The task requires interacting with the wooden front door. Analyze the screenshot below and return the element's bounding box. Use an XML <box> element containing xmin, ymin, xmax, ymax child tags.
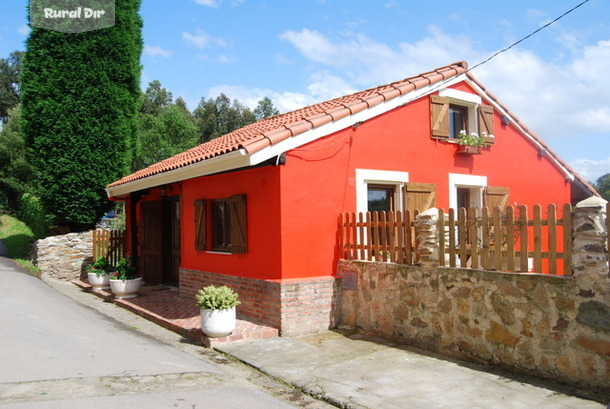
<box><xmin>140</xmin><ymin>201</ymin><xmax>163</xmax><ymax>284</ymax></box>
<box><xmin>162</xmin><ymin>197</ymin><xmax>180</xmax><ymax>285</ymax></box>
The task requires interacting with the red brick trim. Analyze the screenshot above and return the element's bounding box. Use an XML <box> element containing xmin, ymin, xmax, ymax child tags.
<box><xmin>179</xmin><ymin>268</ymin><xmax>339</xmax><ymax>336</ymax></box>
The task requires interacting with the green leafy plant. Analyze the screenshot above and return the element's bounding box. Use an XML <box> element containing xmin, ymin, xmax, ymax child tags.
<box><xmin>89</xmin><ymin>256</ymin><xmax>112</xmax><ymax>276</ymax></box>
<box><xmin>457</xmin><ymin>130</ymin><xmax>487</xmax><ymax>147</ymax></box>
<box><xmin>195</xmin><ymin>285</ymin><xmax>241</xmax><ymax>310</ymax></box>
<box><xmin>111</xmin><ymin>257</ymin><xmax>139</xmax><ymax>280</ymax></box>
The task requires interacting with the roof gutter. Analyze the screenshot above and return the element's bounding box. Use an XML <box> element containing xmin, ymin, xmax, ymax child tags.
<box><xmin>106</xmin><ymin>149</ymin><xmax>251</xmax><ymax>198</ymax></box>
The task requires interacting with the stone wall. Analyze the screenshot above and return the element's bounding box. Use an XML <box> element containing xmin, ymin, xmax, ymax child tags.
<box><xmin>338</xmin><ymin>197</ymin><xmax>609</xmax><ymax>393</ymax></box>
<box><xmin>338</xmin><ymin>260</ymin><xmax>609</xmax><ymax>393</ymax></box>
<box><xmin>33</xmin><ymin>231</ymin><xmax>93</xmax><ymax>281</ymax></box>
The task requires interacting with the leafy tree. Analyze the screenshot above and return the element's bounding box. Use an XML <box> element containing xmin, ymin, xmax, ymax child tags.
<box><xmin>593</xmin><ymin>173</ymin><xmax>610</xmax><ymax>201</ymax></box>
<box><xmin>0</xmin><ymin>105</ymin><xmax>34</xmax><ymax>210</ymax></box>
<box><xmin>254</xmin><ymin>96</ymin><xmax>280</xmax><ymax>120</ymax></box>
<box><xmin>140</xmin><ymin>80</ymin><xmax>173</xmax><ymax>115</ymax></box>
<box><xmin>0</xmin><ymin>51</ymin><xmax>24</xmax><ymax>123</ymax></box>
<box><xmin>193</xmin><ymin>93</ymin><xmax>256</xmax><ymax>142</ymax></box>
<box><xmin>20</xmin><ymin>1</ymin><xmax>143</xmax><ymax>231</ymax></box>
<box><xmin>133</xmin><ymin>104</ymin><xmax>199</xmax><ymax>170</ymax></box>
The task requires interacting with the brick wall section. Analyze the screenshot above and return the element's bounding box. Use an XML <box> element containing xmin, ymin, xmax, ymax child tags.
<box><xmin>33</xmin><ymin>231</ymin><xmax>93</xmax><ymax>281</ymax></box>
<box><xmin>338</xmin><ymin>260</ymin><xmax>610</xmax><ymax>394</ymax></box>
<box><xmin>180</xmin><ymin>268</ymin><xmax>339</xmax><ymax>336</ymax></box>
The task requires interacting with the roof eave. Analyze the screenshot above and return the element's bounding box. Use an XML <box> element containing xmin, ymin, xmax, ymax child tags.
<box><xmin>106</xmin><ymin>149</ymin><xmax>251</xmax><ymax>198</ymax></box>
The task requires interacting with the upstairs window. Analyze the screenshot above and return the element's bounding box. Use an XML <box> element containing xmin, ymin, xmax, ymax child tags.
<box><xmin>430</xmin><ymin>90</ymin><xmax>495</xmax><ymax>144</ymax></box>
<box><xmin>449</xmin><ymin>105</ymin><xmax>468</xmax><ymax>139</ymax></box>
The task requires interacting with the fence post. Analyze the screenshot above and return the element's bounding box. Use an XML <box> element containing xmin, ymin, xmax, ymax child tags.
<box><xmin>572</xmin><ymin>196</ymin><xmax>609</xmax><ymax>279</ymax></box>
<box><xmin>415</xmin><ymin>208</ymin><xmax>439</xmax><ymax>269</ymax></box>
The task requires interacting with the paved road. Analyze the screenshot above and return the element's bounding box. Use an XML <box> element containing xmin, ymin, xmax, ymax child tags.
<box><xmin>0</xmin><ymin>257</ymin><xmax>332</xmax><ymax>408</ymax></box>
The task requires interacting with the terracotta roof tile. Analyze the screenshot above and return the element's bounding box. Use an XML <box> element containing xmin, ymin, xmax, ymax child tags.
<box><xmin>109</xmin><ymin>61</ymin><xmax>469</xmax><ymax>188</ymax></box>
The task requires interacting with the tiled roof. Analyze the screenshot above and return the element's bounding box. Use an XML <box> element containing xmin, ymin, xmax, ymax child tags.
<box><xmin>108</xmin><ymin>61</ymin><xmax>468</xmax><ymax>188</ymax></box>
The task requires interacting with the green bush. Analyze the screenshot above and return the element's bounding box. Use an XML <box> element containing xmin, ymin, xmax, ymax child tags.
<box><xmin>195</xmin><ymin>285</ymin><xmax>241</xmax><ymax>310</ymax></box>
<box><xmin>17</xmin><ymin>193</ymin><xmax>49</xmax><ymax>239</ymax></box>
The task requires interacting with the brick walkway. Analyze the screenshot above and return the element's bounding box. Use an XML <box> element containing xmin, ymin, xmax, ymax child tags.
<box><xmin>73</xmin><ymin>280</ymin><xmax>278</xmax><ymax>348</ymax></box>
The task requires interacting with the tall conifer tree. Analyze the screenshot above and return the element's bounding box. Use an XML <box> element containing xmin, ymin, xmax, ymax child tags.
<box><xmin>21</xmin><ymin>0</ymin><xmax>142</xmax><ymax>231</ymax></box>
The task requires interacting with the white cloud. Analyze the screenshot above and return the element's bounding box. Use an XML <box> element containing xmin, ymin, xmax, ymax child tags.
<box><xmin>196</xmin><ymin>53</ymin><xmax>232</xmax><ymax>64</ymax></box>
<box><xmin>206</xmin><ymin>84</ymin><xmax>314</xmax><ymax>113</ymax></box>
<box><xmin>144</xmin><ymin>45</ymin><xmax>172</xmax><ymax>58</ymax></box>
<box><xmin>279</xmin><ymin>25</ymin><xmax>610</xmax><ymax>146</ymax></box>
<box><xmin>306</xmin><ymin>71</ymin><xmax>357</xmax><ymax>101</ymax></box>
<box><xmin>192</xmin><ymin>0</ymin><xmax>220</xmax><ymax>7</ymax></box>
<box><xmin>280</xmin><ymin>26</ymin><xmax>479</xmax><ymax>87</ymax></box>
<box><xmin>191</xmin><ymin>0</ymin><xmax>243</xmax><ymax>7</ymax></box>
<box><xmin>569</xmin><ymin>157</ymin><xmax>610</xmax><ymax>182</ymax></box>
<box><xmin>474</xmin><ymin>40</ymin><xmax>610</xmax><ymax>138</ymax></box>
<box><xmin>17</xmin><ymin>25</ymin><xmax>30</xmax><ymax>36</ymax></box>
<box><xmin>182</xmin><ymin>29</ymin><xmax>228</xmax><ymax>49</ymax></box>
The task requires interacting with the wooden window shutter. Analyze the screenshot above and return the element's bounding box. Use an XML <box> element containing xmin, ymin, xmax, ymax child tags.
<box><xmin>403</xmin><ymin>183</ymin><xmax>436</xmax><ymax>214</ymax></box>
<box><xmin>430</xmin><ymin>95</ymin><xmax>449</xmax><ymax>139</ymax></box>
<box><xmin>478</xmin><ymin>105</ymin><xmax>495</xmax><ymax>144</ymax></box>
<box><xmin>194</xmin><ymin>199</ymin><xmax>206</xmax><ymax>251</ymax></box>
<box><xmin>229</xmin><ymin>194</ymin><xmax>247</xmax><ymax>254</ymax></box>
<box><xmin>484</xmin><ymin>187</ymin><xmax>509</xmax><ymax>211</ymax></box>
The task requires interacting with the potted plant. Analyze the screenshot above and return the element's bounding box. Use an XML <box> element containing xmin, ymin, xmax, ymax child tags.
<box><xmin>456</xmin><ymin>130</ymin><xmax>487</xmax><ymax>154</ymax></box>
<box><xmin>109</xmin><ymin>257</ymin><xmax>142</xmax><ymax>299</ymax></box>
<box><xmin>195</xmin><ymin>285</ymin><xmax>241</xmax><ymax>338</ymax></box>
<box><xmin>87</xmin><ymin>257</ymin><xmax>112</xmax><ymax>291</ymax></box>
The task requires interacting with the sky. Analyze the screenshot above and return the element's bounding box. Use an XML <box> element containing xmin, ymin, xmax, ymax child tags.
<box><xmin>1</xmin><ymin>0</ymin><xmax>609</xmax><ymax>182</ymax></box>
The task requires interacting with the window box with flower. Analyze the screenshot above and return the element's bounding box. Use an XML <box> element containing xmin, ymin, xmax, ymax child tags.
<box><xmin>456</xmin><ymin>130</ymin><xmax>491</xmax><ymax>154</ymax></box>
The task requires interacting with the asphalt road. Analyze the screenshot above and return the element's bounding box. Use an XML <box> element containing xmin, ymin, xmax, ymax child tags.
<box><xmin>0</xmin><ymin>256</ymin><xmax>332</xmax><ymax>408</ymax></box>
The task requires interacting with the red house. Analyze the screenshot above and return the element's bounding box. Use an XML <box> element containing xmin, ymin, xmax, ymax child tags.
<box><xmin>106</xmin><ymin>61</ymin><xmax>596</xmax><ymax>336</ymax></box>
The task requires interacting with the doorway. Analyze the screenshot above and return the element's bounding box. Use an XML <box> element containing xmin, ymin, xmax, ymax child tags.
<box><xmin>140</xmin><ymin>197</ymin><xmax>181</xmax><ymax>286</ymax></box>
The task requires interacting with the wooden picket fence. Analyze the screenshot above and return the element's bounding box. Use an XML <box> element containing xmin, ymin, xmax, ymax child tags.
<box><xmin>339</xmin><ymin>203</ymin><xmax>575</xmax><ymax>276</ymax></box>
<box><xmin>92</xmin><ymin>229</ymin><xmax>126</xmax><ymax>266</ymax></box>
<box><xmin>439</xmin><ymin>204</ymin><xmax>572</xmax><ymax>275</ymax></box>
<box><xmin>339</xmin><ymin>210</ymin><xmax>418</xmax><ymax>264</ymax></box>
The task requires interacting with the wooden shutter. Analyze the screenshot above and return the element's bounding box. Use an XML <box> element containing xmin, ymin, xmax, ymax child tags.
<box><xmin>430</xmin><ymin>95</ymin><xmax>449</xmax><ymax>139</ymax></box>
<box><xmin>484</xmin><ymin>187</ymin><xmax>509</xmax><ymax>211</ymax></box>
<box><xmin>194</xmin><ymin>199</ymin><xmax>206</xmax><ymax>251</ymax></box>
<box><xmin>404</xmin><ymin>183</ymin><xmax>436</xmax><ymax>214</ymax></box>
<box><xmin>478</xmin><ymin>105</ymin><xmax>495</xmax><ymax>144</ymax></box>
<box><xmin>229</xmin><ymin>194</ymin><xmax>247</xmax><ymax>254</ymax></box>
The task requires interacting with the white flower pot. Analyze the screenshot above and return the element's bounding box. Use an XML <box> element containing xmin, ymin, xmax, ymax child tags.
<box><xmin>87</xmin><ymin>272</ymin><xmax>110</xmax><ymax>290</ymax></box>
<box><xmin>200</xmin><ymin>307</ymin><xmax>236</xmax><ymax>338</ymax></box>
<box><xmin>109</xmin><ymin>277</ymin><xmax>142</xmax><ymax>299</ymax></box>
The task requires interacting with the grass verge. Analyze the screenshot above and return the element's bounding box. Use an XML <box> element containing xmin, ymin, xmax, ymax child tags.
<box><xmin>0</xmin><ymin>214</ymin><xmax>41</xmax><ymax>277</ymax></box>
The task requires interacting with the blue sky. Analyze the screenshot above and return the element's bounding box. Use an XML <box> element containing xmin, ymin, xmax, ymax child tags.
<box><xmin>1</xmin><ymin>0</ymin><xmax>609</xmax><ymax>182</ymax></box>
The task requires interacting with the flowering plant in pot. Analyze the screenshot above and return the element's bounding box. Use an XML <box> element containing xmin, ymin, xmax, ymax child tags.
<box><xmin>195</xmin><ymin>285</ymin><xmax>241</xmax><ymax>338</ymax></box>
<box><xmin>109</xmin><ymin>257</ymin><xmax>142</xmax><ymax>299</ymax></box>
<box><xmin>87</xmin><ymin>257</ymin><xmax>112</xmax><ymax>291</ymax></box>
<box><xmin>457</xmin><ymin>130</ymin><xmax>488</xmax><ymax>154</ymax></box>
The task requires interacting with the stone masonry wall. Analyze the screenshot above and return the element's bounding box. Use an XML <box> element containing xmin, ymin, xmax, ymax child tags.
<box><xmin>338</xmin><ymin>196</ymin><xmax>609</xmax><ymax>393</ymax></box>
<box><xmin>33</xmin><ymin>231</ymin><xmax>93</xmax><ymax>281</ymax></box>
<box><xmin>180</xmin><ymin>268</ymin><xmax>339</xmax><ymax>336</ymax></box>
<box><xmin>339</xmin><ymin>260</ymin><xmax>609</xmax><ymax>392</ymax></box>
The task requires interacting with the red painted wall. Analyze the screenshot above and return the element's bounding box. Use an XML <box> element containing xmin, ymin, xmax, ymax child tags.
<box><xmin>180</xmin><ymin>165</ymin><xmax>282</xmax><ymax>279</ymax></box>
<box><xmin>277</xmin><ymin>84</ymin><xmax>571</xmax><ymax>279</ymax></box>
<box><xmin>127</xmin><ymin>81</ymin><xmax>574</xmax><ymax>282</ymax></box>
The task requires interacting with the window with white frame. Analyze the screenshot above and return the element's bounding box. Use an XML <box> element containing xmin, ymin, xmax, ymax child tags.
<box><xmin>431</xmin><ymin>89</ymin><xmax>495</xmax><ymax>142</ymax></box>
<box><xmin>449</xmin><ymin>173</ymin><xmax>487</xmax><ymax>211</ymax></box>
<box><xmin>355</xmin><ymin>169</ymin><xmax>409</xmax><ymax>214</ymax></box>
